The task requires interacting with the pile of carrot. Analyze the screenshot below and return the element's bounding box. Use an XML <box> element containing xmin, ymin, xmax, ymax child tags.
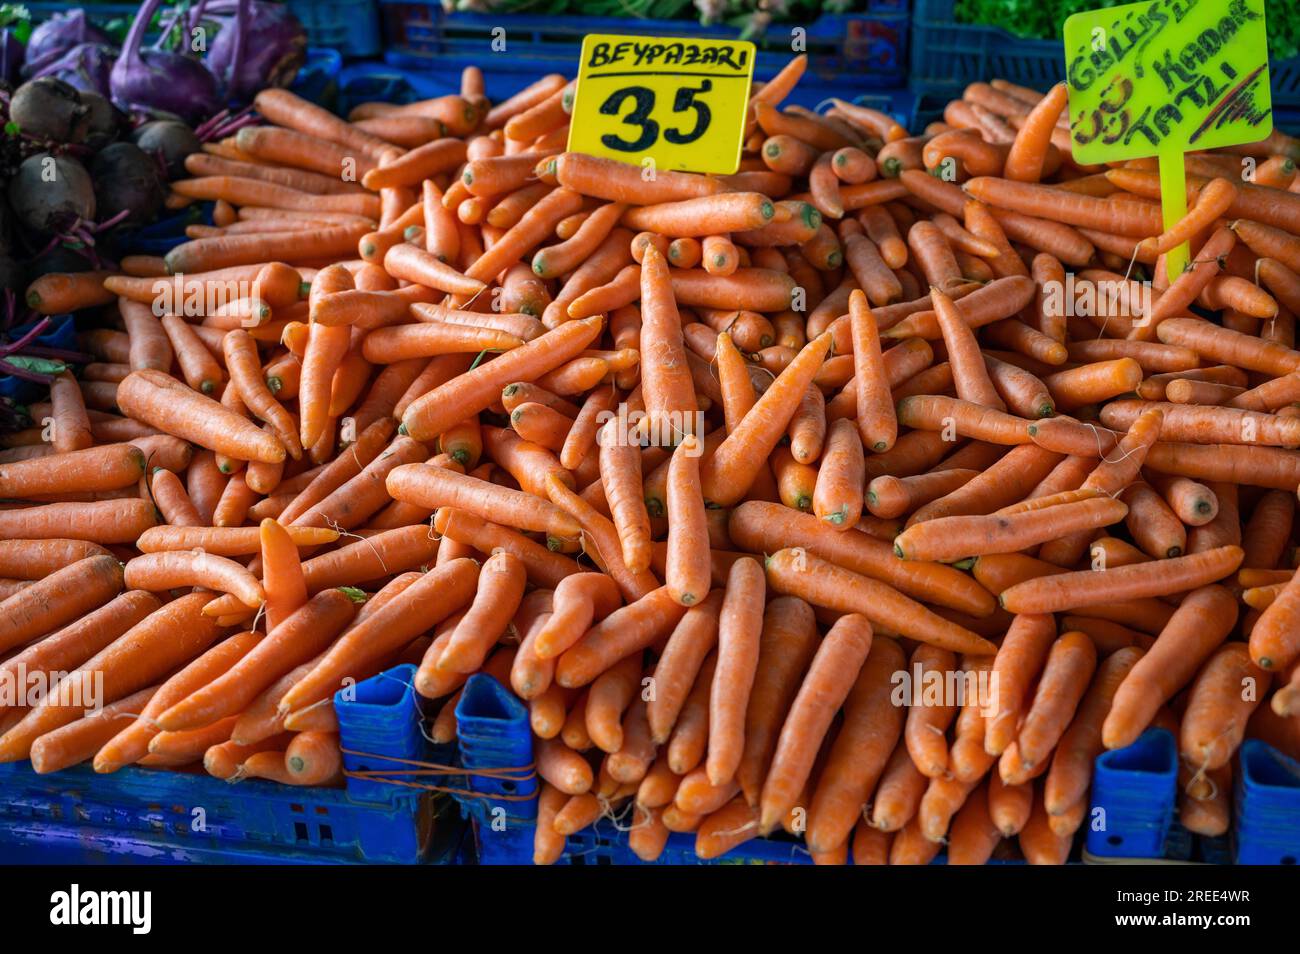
<box><xmin>7</xmin><ymin>60</ymin><xmax>1300</xmax><ymax>865</ymax></box>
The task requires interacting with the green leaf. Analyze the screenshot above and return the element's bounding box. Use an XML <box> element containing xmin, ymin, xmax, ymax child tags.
<box><xmin>2</xmin><ymin>356</ymin><xmax>66</xmax><ymax>375</ymax></box>
<box><xmin>3</xmin><ymin>122</ymin><xmax>18</xmax><ymax>138</ymax></box>
<box><xmin>338</xmin><ymin>586</ymin><xmax>369</xmax><ymax>604</ymax></box>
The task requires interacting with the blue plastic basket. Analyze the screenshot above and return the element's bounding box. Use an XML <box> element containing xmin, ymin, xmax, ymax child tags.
<box><xmin>114</xmin><ymin>203</ymin><xmax>215</xmax><ymax>258</ymax></box>
<box><xmin>1085</xmin><ymin>728</ymin><xmax>1182</xmax><ymax>860</ymax></box>
<box><xmin>380</xmin><ymin>5</ymin><xmax>908</xmax><ymax>91</ymax></box>
<box><xmin>472</xmin><ymin>815</ymin><xmax>818</xmax><ymax>865</ymax></box>
<box><xmin>0</xmin><ymin>664</ymin><xmax>457</xmax><ymax>864</ymax></box>
<box><xmin>454</xmin><ymin>674</ymin><xmax>539</xmax><ymax>824</ymax></box>
<box><xmin>335</xmin><ymin>664</ymin><xmax>455</xmax><ymax>805</ymax></box>
<box><xmin>1233</xmin><ymin>740</ymin><xmax>1300</xmax><ymax>865</ymax></box>
<box><xmin>289</xmin><ymin>47</ymin><xmax>345</xmax><ymax>109</ymax></box>
<box><xmin>910</xmin><ymin>0</ymin><xmax>1060</xmax><ymax>98</ymax></box>
<box><xmin>286</xmin><ymin>0</ymin><xmax>382</xmax><ymax>58</ymax></box>
<box><xmin>911</xmin><ymin>0</ymin><xmax>1300</xmax><ymax>115</ymax></box>
<box><xmin>0</xmin><ymin>314</ymin><xmax>80</xmax><ymax>405</ymax></box>
<box><xmin>0</xmin><ymin>761</ymin><xmax>435</xmax><ymax>864</ymax></box>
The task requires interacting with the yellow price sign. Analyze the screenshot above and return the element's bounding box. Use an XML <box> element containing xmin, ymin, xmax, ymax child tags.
<box><xmin>1063</xmin><ymin>0</ymin><xmax>1272</xmax><ymax>280</ymax></box>
<box><xmin>567</xmin><ymin>34</ymin><xmax>757</xmax><ymax>175</ymax></box>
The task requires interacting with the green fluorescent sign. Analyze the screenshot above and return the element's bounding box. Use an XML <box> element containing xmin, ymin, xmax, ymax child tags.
<box><xmin>1064</xmin><ymin>0</ymin><xmax>1272</xmax><ymax>165</ymax></box>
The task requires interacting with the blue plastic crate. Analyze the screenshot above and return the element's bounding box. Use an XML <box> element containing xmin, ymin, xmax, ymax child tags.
<box><xmin>911</xmin><ymin>0</ymin><xmax>1300</xmax><ymax>115</ymax></box>
<box><xmin>380</xmin><ymin>5</ymin><xmax>908</xmax><ymax>90</ymax></box>
<box><xmin>0</xmin><ymin>664</ymin><xmax>458</xmax><ymax>864</ymax></box>
<box><xmin>1085</xmin><ymin>728</ymin><xmax>1181</xmax><ymax>860</ymax></box>
<box><xmin>289</xmin><ymin>47</ymin><xmax>345</xmax><ymax>109</ymax></box>
<box><xmin>335</xmin><ymin>663</ymin><xmax>455</xmax><ymax>805</ymax></box>
<box><xmin>454</xmin><ymin>674</ymin><xmax>539</xmax><ymax>823</ymax></box>
<box><xmin>1233</xmin><ymin>740</ymin><xmax>1300</xmax><ymax>865</ymax></box>
<box><xmin>0</xmin><ymin>761</ymin><xmax>433</xmax><ymax>864</ymax></box>
<box><xmin>287</xmin><ymin>0</ymin><xmax>381</xmax><ymax>58</ymax></box>
<box><xmin>114</xmin><ymin>203</ymin><xmax>215</xmax><ymax>258</ymax></box>
<box><xmin>472</xmin><ymin>815</ymin><xmax>819</xmax><ymax>866</ymax></box>
<box><xmin>0</xmin><ymin>314</ymin><xmax>79</xmax><ymax>405</ymax></box>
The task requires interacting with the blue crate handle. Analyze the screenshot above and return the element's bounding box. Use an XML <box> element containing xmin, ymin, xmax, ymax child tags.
<box><xmin>329</xmin><ymin>670</ymin><xmax>536</xmax><ymax>806</ymax></box>
<box><xmin>1233</xmin><ymin>739</ymin><xmax>1300</xmax><ymax>865</ymax></box>
<box><xmin>1086</xmin><ymin>727</ymin><xmax>1179</xmax><ymax>859</ymax></box>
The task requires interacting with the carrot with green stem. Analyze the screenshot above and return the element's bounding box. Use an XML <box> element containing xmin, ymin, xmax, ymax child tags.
<box><xmin>0</xmin><ymin>593</ymin><xmax>223</xmax><ymax>762</ymax></box>
<box><xmin>280</xmin><ymin>559</ymin><xmax>480</xmax><ymax>714</ymax></box>
<box><xmin>766</xmin><ymin>548</ymin><xmax>995</xmax><ymax>654</ymax></box>
<box><xmin>812</xmin><ymin>417</ymin><xmax>865</xmax><ymax>529</ymax></box>
<box><xmin>0</xmin><ymin>555</ymin><xmax>124</xmax><ymax>655</ymax></box>
<box><xmin>636</xmin><ymin>244</ymin><xmax>699</xmax><ymax>445</ymax></box>
<box><xmin>387</xmin><ymin>462</ymin><xmax>578</xmax><ymax>539</ymax></box>
<box><xmin>700</xmin><ymin>333</ymin><xmax>832</xmax><ymax>506</ymax></box>
<box><xmin>847</xmin><ymin>289</ymin><xmax>896</xmax><ymax>452</ymax></box>
<box><xmin>545</xmin><ymin>473</ymin><xmax>658</xmax><ymax>601</ymax></box>
<box><xmin>730</xmin><ymin>501</ymin><xmax>994</xmax><ymax>616</ymax></box>
<box><xmin>118</xmin><ymin>369</ymin><xmax>285</xmax><ymax>464</ymax></box>
<box><xmin>556</xmin><ymin>587</ymin><xmax>688</xmax><ymax>689</ymax></box>
<box><xmin>647</xmin><ymin>590</ymin><xmax>724</xmax><ymax>745</ymax></box>
<box><xmin>897</xmin><ymin>394</ymin><xmax>1032</xmax><ymax>445</ymax></box>
<box><xmin>402</xmin><ymin>317</ymin><xmax>603</xmax><ymax>441</ymax></box>
<box><xmin>1001</xmin><ymin>546</ymin><xmax>1242</xmax><ymax>613</ymax></box>
<box><xmin>0</xmin><ymin>443</ymin><xmax>145</xmax><ymax>499</ymax></box>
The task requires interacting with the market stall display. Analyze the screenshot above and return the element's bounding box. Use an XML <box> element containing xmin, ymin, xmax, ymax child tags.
<box><xmin>1</xmin><ymin>0</ymin><xmax>1299</xmax><ymax>872</ymax></box>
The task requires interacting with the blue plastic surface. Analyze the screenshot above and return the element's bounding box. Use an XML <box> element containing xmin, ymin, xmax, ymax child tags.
<box><xmin>1086</xmin><ymin>728</ymin><xmax>1180</xmax><ymax>859</ymax></box>
<box><xmin>289</xmin><ymin>47</ymin><xmax>345</xmax><ymax>109</ymax></box>
<box><xmin>1234</xmin><ymin>740</ymin><xmax>1300</xmax><ymax>865</ymax></box>
<box><xmin>473</xmin><ymin>816</ymin><xmax>817</xmax><ymax>866</ymax></box>
<box><xmin>454</xmin><ymin>674</ymin><xmax>538</xmax><ymax>823</ymax></box>
<box><xmin>0</xmin><ymin>665</ymin><xmax>455</xmax><ymax>864</ymax></box>
<box><xmin>287</xmin><ymin>0</ymin><xmax>382</xmax><ymax>58</ymax></box>
<box><xmin>115</xmin><ymin>203</ymin><xmax>215</xmax><ymax>258</ymax></box>
<box><xmin>0</xmin><ymin>314</ymin><xmax>79</xmax><ymax>405</ymax></box>
<box><xmin>379</xmin><ymin>5</ymin><xmax>908</xmax><ymax>91</ymax></box>
<box><xmin>334</xmin><ymin>664</ymin><xmax>454</xmax><ymax>805</ymax></box>
<box><xmin>911</xmin><ymin>0</ymin><xmax>1300</xmax><ymax>119</ymax></box>
<box><xmin>0</xmin><ymin>761</ymin><xmax>432</xmax><ymax>864</ymax></box>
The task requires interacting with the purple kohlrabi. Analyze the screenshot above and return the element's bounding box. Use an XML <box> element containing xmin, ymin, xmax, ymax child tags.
<box><xmin>203</xmin><ymin>0</ymin><xmax>306</xmax><ymax>103</ymax></box>
<box><xmin>31</xmin><ymin>42</ymin><xmax>117</xmax><ymax>98</ymax></box>
<box><xmin>22</xmin><ymin>10</ymin><xmax>110</xmax><ymax>77</ymax></box>
<box><xmin>110</xmin><ymin>0</ymin><xmax>221</xmax><ymax>124</ymax></box>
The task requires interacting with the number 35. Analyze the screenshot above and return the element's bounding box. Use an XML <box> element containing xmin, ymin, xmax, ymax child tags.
<box><xmin>599</xmin><ymin>80</ymin><xmax>714</xmax><ymax>153</ymax></box>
